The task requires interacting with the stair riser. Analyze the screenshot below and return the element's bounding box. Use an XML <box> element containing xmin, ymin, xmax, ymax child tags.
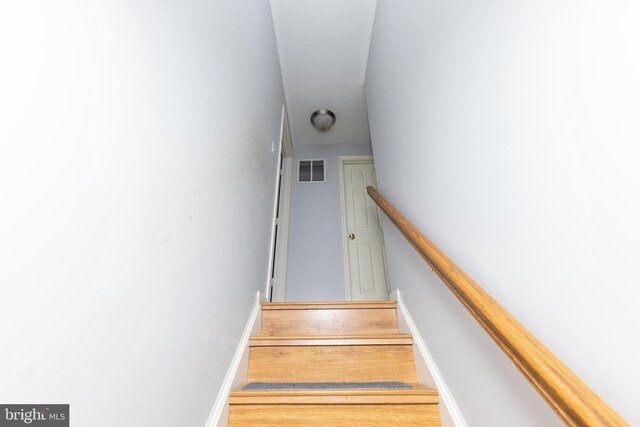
<box><xmin>229</xmin><ymin>404</ymin><xmax>440</xmax><ymax>426</ymax></box>
<box><xmin>262</xmin><ymin>308</ymin><xmax>399</xmax><ymax>336</ymax></box>
<box><xmin>248</xmin><ymin>345</ymin><xmax>417</xmax><ymax>383</ymax></box>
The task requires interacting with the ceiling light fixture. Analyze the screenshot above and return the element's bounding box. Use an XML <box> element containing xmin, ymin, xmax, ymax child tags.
<box><xmin>310</xmin><ymin>109</ymin><xmax>336</xmax><ymax>132</ymax></box>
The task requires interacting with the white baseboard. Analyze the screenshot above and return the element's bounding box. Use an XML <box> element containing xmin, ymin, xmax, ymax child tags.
<box><xmin>391</xmin><ymin>289</ymin><xmax>468</xmax><ymax>427</ymax></box>
<box><xmin>205</xmin><ymin>291</ymin><xmax>267</xmax><ymax>427</ymax></box>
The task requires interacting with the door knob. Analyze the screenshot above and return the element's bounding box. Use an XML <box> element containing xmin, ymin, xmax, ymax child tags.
<box><xmin>348</xmin><ymin>233</ymin><xmax>355</xmax><ymax>240</ymax></box>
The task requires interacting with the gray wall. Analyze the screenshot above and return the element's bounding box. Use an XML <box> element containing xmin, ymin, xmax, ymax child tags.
<box><xmin>366</xmin><ymin>0</ymin><xmax>640</xmax><ymax>426</ymax></box>
<box><xmin>286</xmin><ymin>143</ymin><xmax>373</xmax><ymax>301</ymax></box>
<box><xmin>0</xmin><ymin>2</ymin><xmax>284</xmax><ymax>426</ymax></box>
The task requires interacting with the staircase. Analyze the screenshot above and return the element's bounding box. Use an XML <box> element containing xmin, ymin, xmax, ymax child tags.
<box><xmin>227</xmin><ymin>301</ymin><xmax>441</xmax><ymax>426</ymax></box>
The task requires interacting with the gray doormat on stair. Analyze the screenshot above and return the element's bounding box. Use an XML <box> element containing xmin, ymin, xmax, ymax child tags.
<box><xmin>242</xmin><ymin>382</ymin><xmax>412</xmax><ymax>390</ymax></box>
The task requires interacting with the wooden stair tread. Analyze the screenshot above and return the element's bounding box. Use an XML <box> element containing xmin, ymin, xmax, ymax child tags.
<box><xmin>250</xmin><ymin>334</ymin><xmax>412</xmax><ymax>346</ymax></box>
<box><xmin>262</xmin><ymin>301</ymin><xmax>396</xmax><ymax>310</ymax></box>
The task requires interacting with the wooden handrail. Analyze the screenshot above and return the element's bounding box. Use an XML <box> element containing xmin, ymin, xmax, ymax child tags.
<box><xmin>367</xmin><ymin>186</ymin><xmax>628</xmax><ymax>427</ymax></box>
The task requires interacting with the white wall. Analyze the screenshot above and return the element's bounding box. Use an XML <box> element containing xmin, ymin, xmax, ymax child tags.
<box><xmin>366</xmin><ymin>1</ymin><xmax>640</xmax><ymax>426</ymax></box>
<box><xmin>0</xmin><ymin>1</ymin><xmax>284</xmax><ymax>426</ymax></box>
<box><xmin>286</xmin><ymin>143</ymin><xmax>372</xmax><ymax>301</ymax></box>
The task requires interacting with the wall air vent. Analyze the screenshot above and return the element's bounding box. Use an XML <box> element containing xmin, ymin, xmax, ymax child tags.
<box><xmin>298</xmin><ymin>159</ymin><xmax>325</xmax><ymax>183</ymax></box>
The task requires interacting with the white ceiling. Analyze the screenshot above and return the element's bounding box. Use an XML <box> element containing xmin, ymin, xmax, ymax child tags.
<box><xmin>270</xmin><ymin>0</ymin><xmax>377</xmax><ymax>146</ymax></box>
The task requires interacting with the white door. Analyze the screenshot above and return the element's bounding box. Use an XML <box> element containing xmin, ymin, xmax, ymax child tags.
<box><xmin>341</xmin><ymin>160</ymin><xmax>389</xmax><ymax>300</ymax></box>
<box><xmin>266</xmin><ymin>105</ymin><xmax>293</xmax><ymax>302</ymax></box>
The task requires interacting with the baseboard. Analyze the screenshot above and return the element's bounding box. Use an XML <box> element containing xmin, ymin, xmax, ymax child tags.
<box><xmin>391</xmin><ymin>289</ymin><xmax>468</xmax><ymax>427</ymax></box>
<box><xmin>205</xmin><ymin>291</ymin><xmax>267</xmax><ymax>427</ymax></box>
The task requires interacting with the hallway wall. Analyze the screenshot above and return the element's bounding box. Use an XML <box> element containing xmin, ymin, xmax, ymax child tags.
<box><xmin>366</xmin><ymin>0</ymin><xmax>640</xmax><ymax>425</ymax></box>
<box><xmin>0</xmin><ymin>1</ymin><xmax>284</xmax><ymax>426</ymax></box>
<box><xmin>286</xmin><ymin>143</ymin><xmax>372</xmax><ymax>301</ymax></box>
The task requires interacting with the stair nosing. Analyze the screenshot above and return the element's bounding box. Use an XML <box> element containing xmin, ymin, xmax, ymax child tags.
<box><xmin>249</xmin><ymin>334</ymin><xmax>413</xmax><ymax>347</ymax></box>
<box><xmin>261</xmin><ymin>301</ymin><xmax>397</xmax><ymax>310</ymax></box>
<box><xmin>229</xmin><ymin>385</ymin><xmax>438</xmax><ymax>405</ymax></box>
<box><xmin>231</xmin><ymin>385</ymin><xmax>435</xmax><ymax>396</ymax></box>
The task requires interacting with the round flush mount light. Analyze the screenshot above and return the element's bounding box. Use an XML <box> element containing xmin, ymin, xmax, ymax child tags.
<box><xmin>310</xmin><ymin>109</ymin><xmax>336</xmax><ymax>132</ymax></box>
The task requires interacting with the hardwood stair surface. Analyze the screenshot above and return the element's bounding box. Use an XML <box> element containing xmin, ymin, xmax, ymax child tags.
<box><xmin>261</xmin><ymin>301</ymin><xmax>399</xmax><ymax>336</ymax></box>
<box><xmin>228</xmin><ymin>403</ymin><xmax>440</xmax><ymax>426</ymax></box>
<box><xmin>227</xmin><ymin>300</ymin><xmax>441</xmax><ymax>426</ymax></box>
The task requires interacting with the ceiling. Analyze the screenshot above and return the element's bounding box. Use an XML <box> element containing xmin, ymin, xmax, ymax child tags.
<box><xmin>270</xmin><ymin>0</ymin><xmax>377</xmax><ymax>147</ymax></box>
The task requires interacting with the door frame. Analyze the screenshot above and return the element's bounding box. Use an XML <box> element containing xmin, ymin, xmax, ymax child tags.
<box><xmin>338</xmin><ymin>155</ymin><xmax>388</xmax><ymax>300</ymax></box>
<box><xmin>265</xmin><ymin>105</ymin><xmax>293</xmax><ymax>301</ymax></box>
